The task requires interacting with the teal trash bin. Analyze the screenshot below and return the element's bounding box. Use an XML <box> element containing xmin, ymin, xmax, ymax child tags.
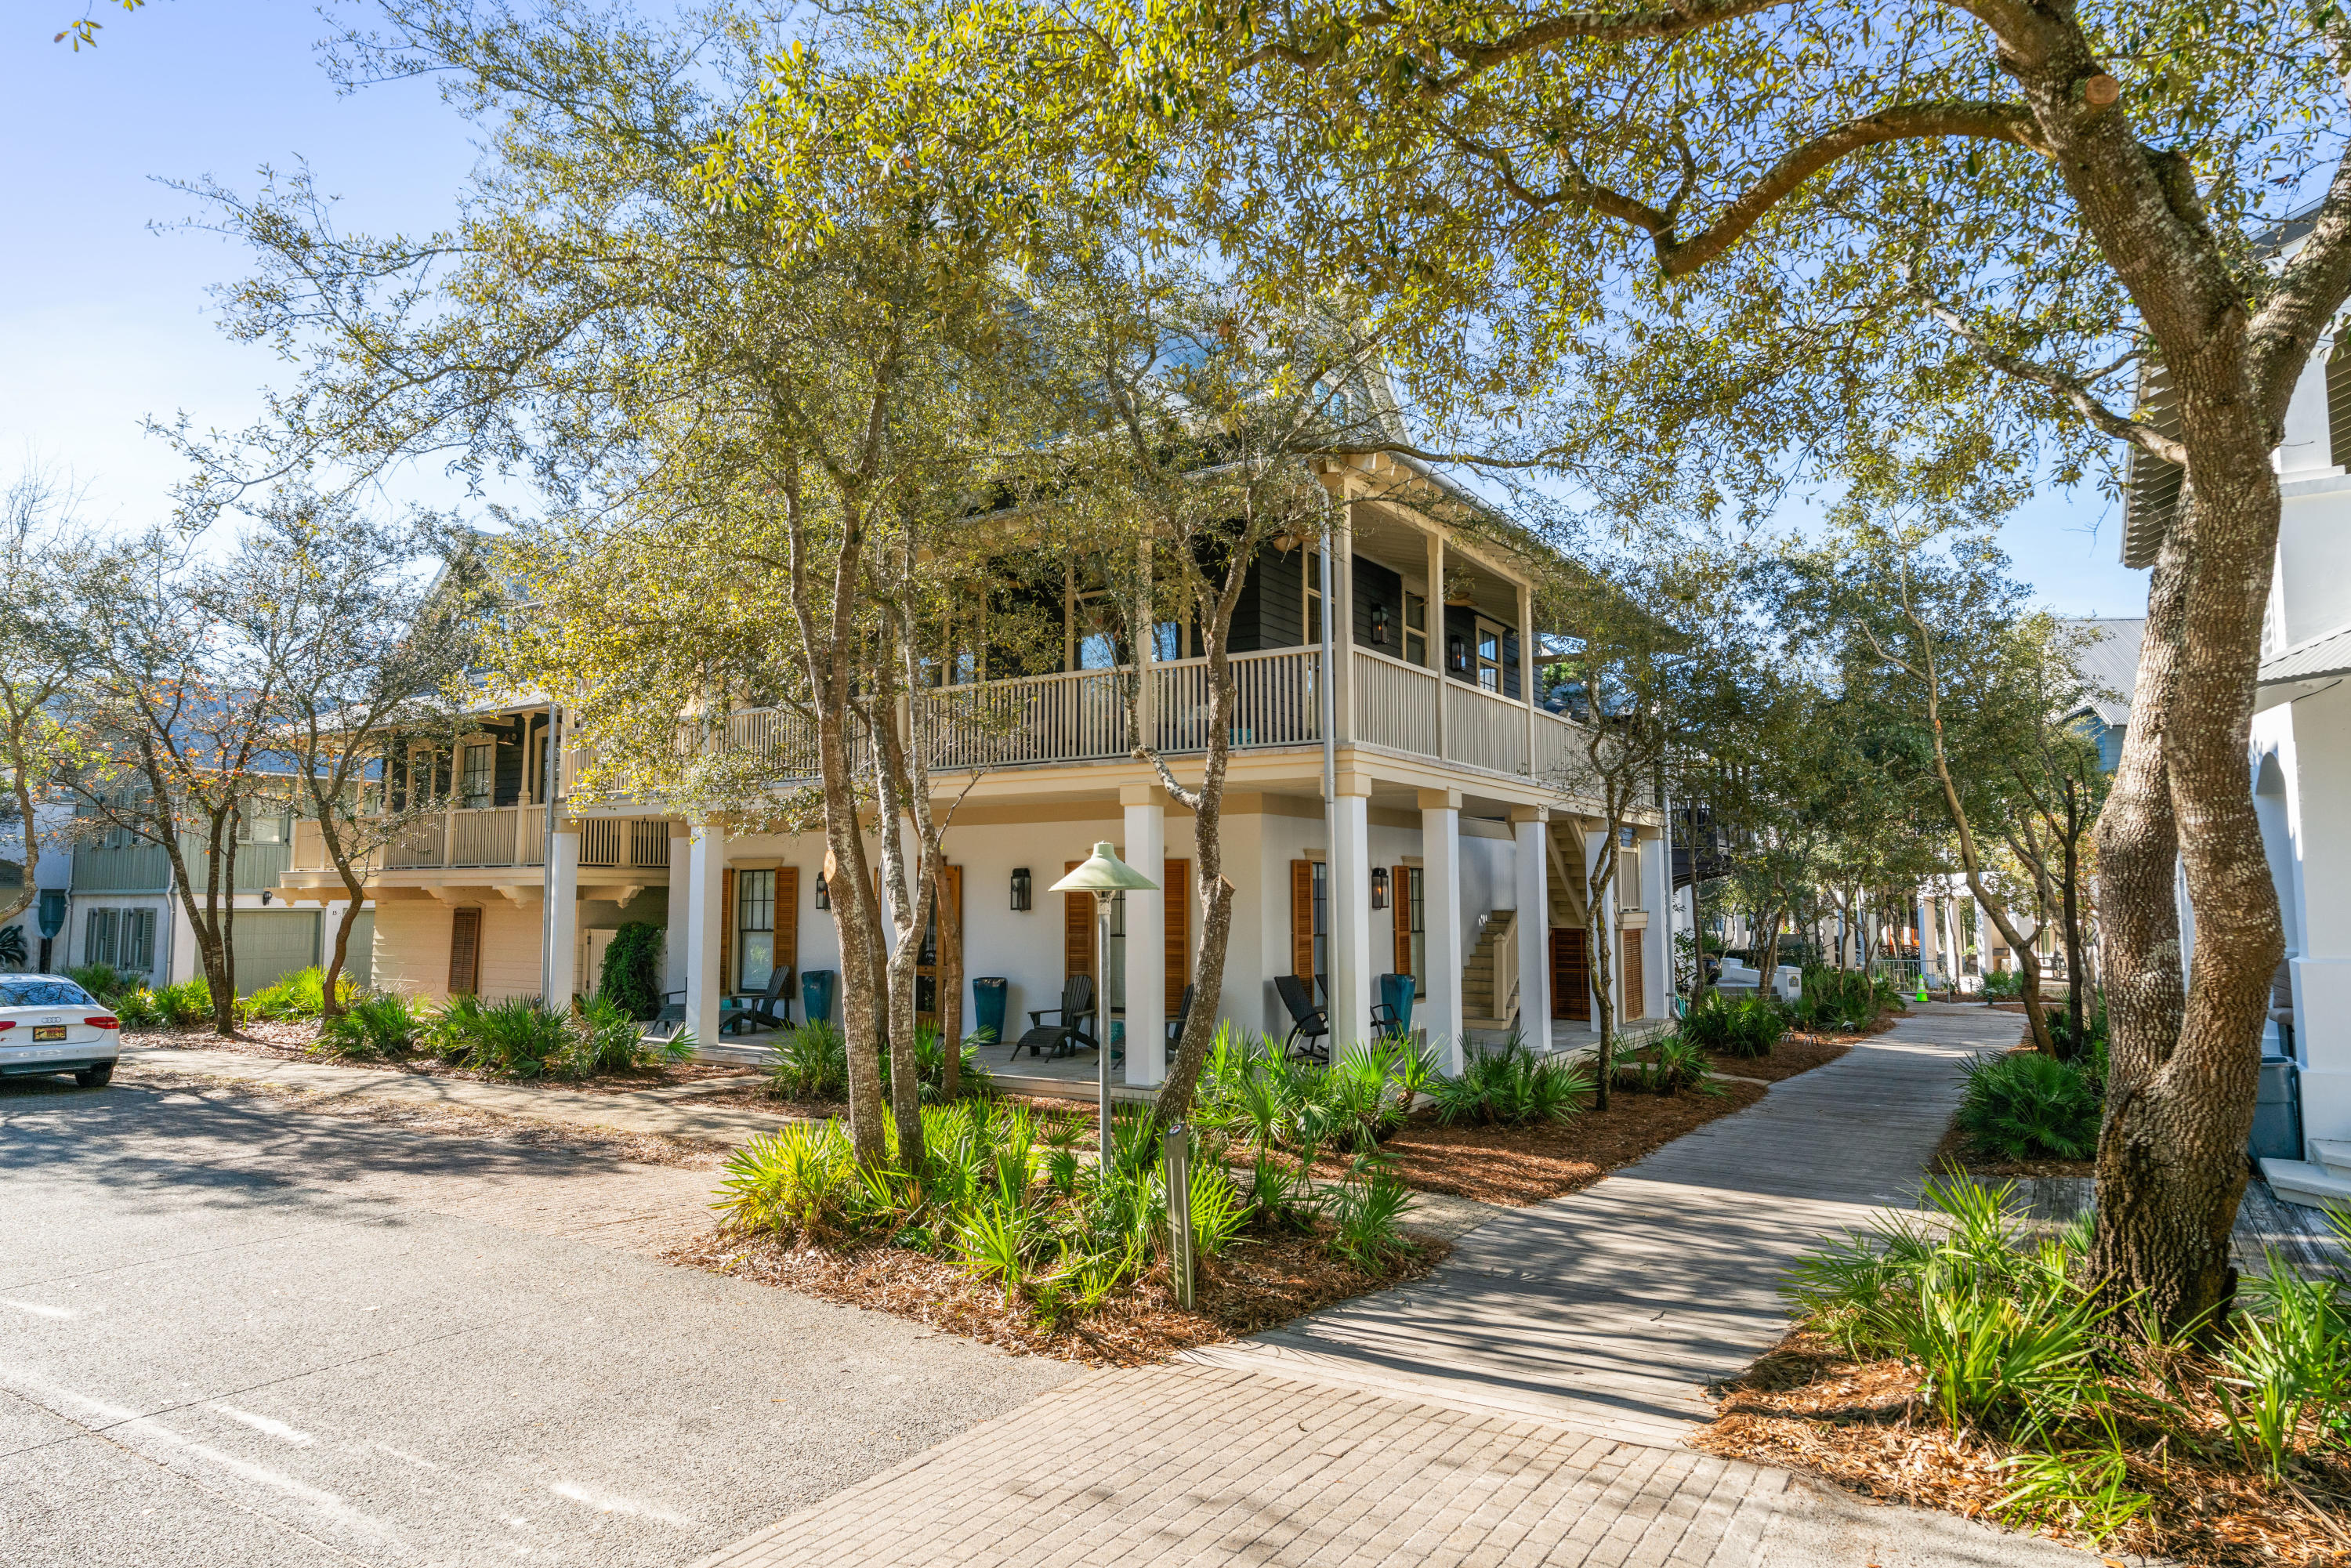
<box><xmin>1379</xmin><ymin>973</ymin><xmax>1415</xmax><ymax>1037</ymax></box>
<box><xmin>972</xmin><ymin>977</ymin><xmax>1009</xmax><ymax>1045</ymax></box>
<box><xmin>801</xmin><ymin>969</ymin><xmax>838</xmax><ymax>1026</ymax></box>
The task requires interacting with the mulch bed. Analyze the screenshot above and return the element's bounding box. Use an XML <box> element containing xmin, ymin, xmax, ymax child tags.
<box><xmin>1696</xmin><ymin>1327</ymin><xmax>2351</xmax><ymax>1567</ymax></box>
<box><xmin>1705</xmin><ymin>1030</ymin><xmax>1856</xmax><ymax>1085</ymax></box>
<box><xmin>669</xmin><ymin>1227</ymin><xmax>1448</xmax><ymax>1367</ymax></box>
<box><xmin>1931</xmin><ymin>1118</ymin><xmax>2097</xmax><ymax>1182</ymax></box>
<box><xmin>122</xmin><ymin>1025</ymin><xmax>759</xmax><ymax>1096</ymax></box>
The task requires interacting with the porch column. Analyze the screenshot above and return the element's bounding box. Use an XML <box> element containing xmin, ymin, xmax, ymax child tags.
<box><xmin>1330</xmin><ymin>773</ymin><xmax>1374</xmax><ymax>1048</ymax></box>
<box><xmin>1121</xmin><ymin>784</ymin><xmax>1166</xmax><ymax>1087</ymax></box>
<box><xmin>663</xmin><ymin>821</ymin><xmax>693</xmax><ymax>998</ymax></box>
<box><xmin>1419</xmin><ymin>788</ymin><xmax>1465</xmax><ymax>1073</ymax></box>
<box><xmin>1517</xmin><ymin>578</ymin><xmax>1538</xmax><ymax>776</ymax></box>
<box><xmin>1512</xmin><ymin>806</ymin><xmax>1552</xmax><ymax>1037</ymax></box>
<box><xmin>1918</xmin><ymin>893</ymin><xmax>1940</xmax><ymax>986</ymax></box>
<box><xmin>1334</xmin><ymin>498</ymin><xmax>1356</xmax><ymax>741</ymax></box>
<box><xmin>684</xmin><ymin>820</ymin><xmax>728</xmax><ymax>1045</ymax></box>
<box><xmin>544</xmin><ymin>823</ymin><xmax>580</xmax><ymax>1003</ymax></box>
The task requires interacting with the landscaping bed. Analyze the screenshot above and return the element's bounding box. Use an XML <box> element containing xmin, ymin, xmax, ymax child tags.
<box><xmin>673</xmin><ymin>1225</ymin><xmax>1445</xmax><ymax>1367</ymax></box>
<box><xmin>1704</xmin><ymin>1028</ymin><xmax>1856</xmax><ymax>1085</ymax></box>
<box><xmin>124</xmin><ymin>1024</ymin><xmax>752</xmax><ymax>1095</ymax></box>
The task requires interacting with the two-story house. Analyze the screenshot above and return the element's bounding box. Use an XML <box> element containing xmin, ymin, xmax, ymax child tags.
<box><xmin>280</xmin><ymin>452</ymin><xmax>1674</xmax><ymax>1084</ymax></box>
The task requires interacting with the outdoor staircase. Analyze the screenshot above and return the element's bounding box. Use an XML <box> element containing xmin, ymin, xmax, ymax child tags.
<box><xmin>1462</xmin><ymin>911</ymin><xmax>1515</xmax><ymax>1030</ymax></box>
<box><xmin>2262</xmin><ymin>1139</ymin><xmax>2351</xmax><ymax>1210</ymax></box>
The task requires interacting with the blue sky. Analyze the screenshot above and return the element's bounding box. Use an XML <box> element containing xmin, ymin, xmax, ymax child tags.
<box><xmin>2</xmin><ymin>4</ymin><xmax>2154</xmax><ymax>618</ymax></box>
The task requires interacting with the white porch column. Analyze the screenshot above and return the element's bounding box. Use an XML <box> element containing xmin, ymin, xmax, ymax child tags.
<box><xmin>1426</xmin><ymin>531</ymin><xmax>1449</xmax><ymax>762</ymax></box>
<box><xmin>1418</xmin><ymin>788</ymin><xmax>1465</xmax><ymax>1072</ymax></box>
<box><xmin>1512</xmin><ymin>806</ymin><xmax>1552</xmax><ymax>1039</ymax></box>
<box><xmin>1918</xmin><ymin>893</ymin><xmax>1942</xmax><ymax>986</ymax></box>
<box><xmin>2288</xmin><ymin>681</ymin><xmax>2351</xmax><ymax>1143</ymax></box>
<box><xmin>1121</xmin><ymin>784</ymin><xmax>1166</xmax><ymax>1086</ymax></box>
<box><xmin>545</xmin><ymin>824</ymin><xmax>580</xmax><ymax>1003</ymax></box>
<box><xmin>663</xmin><ymin>821</ymin><xmax>692</xmax><ymax>999</ymax></box>
<box><xmin>683</xmin><ymin>820</ymin><xmax>728</xmax><ymax>1045</ymax></box>
<box><xmin>1329</xmin><ymin>773</ymin><xmax>1374</xmax><ymax>1048</ymax></box>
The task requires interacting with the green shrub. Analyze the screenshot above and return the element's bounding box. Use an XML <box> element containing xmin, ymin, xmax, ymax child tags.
<box><xmin>1194</xmin><ymin>1027</ymin><xmax>1432</xmax><ymax>1154</ymax></box>
<box><xmin>2044</xmin><ymin>992</ymin><xmax>2108</xmax><ymax>1061</ymax></box>
<box><xmin>1793</xmin><ymin>965</ymin><xmax>1889</xmax><ymax>1032</ymax></box>
<box><xmin>767</xmin><ymin>1019</ymin><xmax>848</xmax><ymax>1099</ymax></box>
<box><xmin>313</xmin><ymin>992</ymin><xmax>426</xmax><ymax>1059</ymax></box>
<box><xmin>1681</xmin><ymin>992</ymin><xmax>1788</xmax><ymax>1058</ymax></box>
<box><xmin>596</xmin><ymin>921</ymin><xmax>665</xmax><ymax>1019</ymax></box>
<box><xmin>67</xmin><ymin>961</ymin><xmax>133</xmax><ymax>1001</ymax></box>
<box><xmin>110</xmin><ymin>987</ymin><xmax>167</xmax><ymax>1029</ymax></box>
<box><xmin>428</xmin><ymin>994</ymin><xmax>573</xmax><ymax>1077</ymax></box>
<box><xmin>154</xmin><ymin>977</ymin><xmax>220</xmax><ymax>1029</ymax></box>
<box><xmin>1425</xmin><ymin>1038</ymin><xmax>1590</xmax><ymax>1126</ymax></box>
<box><xmin>1612</xmin><ymin>1034</ymin><xmax>1720</xmax><ymax>1095</ymax></box>
<box><xmin>246</xmin><ymin>966</ymin><xmax>357</xmax><ymax>1022</ymax></box>
<box><xmin>1956</xmin><ymin>1051</ymin><xmax>2102</xmax><ymax>1161</ymax></box>
<box><xmin>2221</xmin><ymin>1250</ymin><xmax>2351</xmax><ymax>1479</ymax></box>
<box><xmin>1981</xmin><ymin>969</ymin><xmax>2025</xmax><ymax>1001</ymax></box>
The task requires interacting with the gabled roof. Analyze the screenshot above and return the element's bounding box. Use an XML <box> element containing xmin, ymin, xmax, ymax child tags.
<box><xmin>2260</xmin><ymin>620</ymin><xmax>2351</xmax><ymax>684</ymax></box>
<box><xmin>2062</xmin><ymin>617</ymin><xmax>2143</xmax><ymax>726</ymax></box>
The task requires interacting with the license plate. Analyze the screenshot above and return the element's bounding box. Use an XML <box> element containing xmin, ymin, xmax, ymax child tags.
<box><xmin>31</xmin><ymin>1025</ymin><xmax>64</xmax><ymax>1042</ymax></box>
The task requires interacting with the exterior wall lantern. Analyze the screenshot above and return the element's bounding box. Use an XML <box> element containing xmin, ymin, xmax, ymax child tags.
<box><xmin>813</xmin><ymin>871</ymin><xmax>829</xmax><ymax>910</ymax></box>
<box><xmin>1447</xmin><ymin>632</ymin><xmax>1469</xmax><ymax>673</ymax></box>
<box><xmin>1370</xmin><ymin>866</ymin><xmax>1389</xmax><ymax>909</ymax></box>
<box><xmin>1010</xmin><ymin>867</ymin><xmax>1032</xmax><ymax>911</ymax></box>
<box><xmin>1369</xmin><ymin>603</ymin><xmax>1391</xmax><ymax>645</ymax></box>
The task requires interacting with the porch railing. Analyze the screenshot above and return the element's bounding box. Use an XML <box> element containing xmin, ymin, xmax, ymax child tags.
<box><xmin>1447</xmin><ymin>681</ymin><xmax>1530</xmax><ymax>777</ymax></box>
<box><xmin>1353</xmin><ymin>648</ymin><xmax>1440</xmax><ymax>756</ymax></box>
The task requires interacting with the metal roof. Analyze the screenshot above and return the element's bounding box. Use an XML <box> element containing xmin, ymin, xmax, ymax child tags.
<box><xmin>2260</xmin><ymin>621</ymin><xmax>2351</xmax><ymax>684</ymax></box>
<box><xmin>2063</xmin><ymin>617</ymin><xmax>2144</xmax><ymax>726</ymax></box>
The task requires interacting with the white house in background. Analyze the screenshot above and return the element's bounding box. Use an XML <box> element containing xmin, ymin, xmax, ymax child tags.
<box><xmin>2122</xmin><ymin>244</ymin><xmax>2351</xmax><ymax>1202</ymax></box>
<box><xmin>0</xmin><ymin>797</ymin><xmax>76</xmax><ymax>973</ymax></box>
<box><xmin>277</xmin><ymin>452</ymin><xmax>1676</xmax><ymax>1082</ymax></box>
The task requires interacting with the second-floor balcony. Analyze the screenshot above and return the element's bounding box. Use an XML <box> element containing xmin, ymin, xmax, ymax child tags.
<box><xmin>288</xmin><ymin>808</ymin><xmax>673</xmax><ymax>877</ymax></box>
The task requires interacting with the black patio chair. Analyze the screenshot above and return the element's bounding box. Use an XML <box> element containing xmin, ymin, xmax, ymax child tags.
<box><xmin>1016</xmin><ymin>973</ymin><xmax>1096</xmax><ymax>1059</ymax></box>
<box><xmin>1165</xmin><ymin>983</ymin><xmax>1197</xmax><ymax>1052</ymax></box>
<box><xmin>728</xmin><ymin>965</ymin><xmax>795</xmax><ymax>1034</ymax></box>
<box><xmin>1275</xmin><ymin>972</ymin><xmax>1329</xmax><ymax>1063</ymax></box>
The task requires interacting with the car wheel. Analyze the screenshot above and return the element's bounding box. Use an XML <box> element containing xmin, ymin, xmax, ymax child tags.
<box><xmin>74</xmin><ymin>1063</ymin><xmax>114</xmax><ymax>1088</ymax></box>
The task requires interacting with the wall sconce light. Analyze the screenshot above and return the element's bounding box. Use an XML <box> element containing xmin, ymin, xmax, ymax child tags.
<box><xmin>259</xmin><ymin>889</ymin><xmax>273</xmax><ymax>906</ymax></box>
<box><xmin>813</xmin><ymin>871</ymin><xmax>829</xmax><ymax>911</ymax></box>
<box><xmin>1447</xmin><ymin>633</ymin><xmax>1469</xmax><ymax>673</ymax></box>
<box><xmin>1010</xmin><ymin>867</ymin><xmax>1033</xmax><ymax>911</ymax></box>
<box><xmin>1370</xmin><ymin>603</ymin><xmax>1391</xmax><ymax>645</ymax></box>
<box><xmin>1370</xmin><ymin>867</ymin><xmax>1389</xmax><ymax>909</ymax></box>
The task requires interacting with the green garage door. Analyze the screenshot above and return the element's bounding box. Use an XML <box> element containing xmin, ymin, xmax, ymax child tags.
<box><xmin>232</xmin><ymin>910</ymin><xmax>321</xmax><ymax>994</ymax></box>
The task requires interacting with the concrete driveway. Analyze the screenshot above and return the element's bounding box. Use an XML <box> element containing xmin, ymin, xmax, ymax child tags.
<box><xmin>0</xmin><ymin>1076</ymin><xmax>1063</xmax><ymax>1567</ymax></box>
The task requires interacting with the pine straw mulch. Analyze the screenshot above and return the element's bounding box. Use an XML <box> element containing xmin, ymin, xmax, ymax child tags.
<box><xmin>96</xmin><ymin>1060</ymin><xmax>730</xmax><ymax>1168</ymax></box>
<box><xmin>123</xmin><ymin>1025</ymin><xmax>763</xmax><ymax>1097</ymax></box>
<box><xmin>1705</xmin><ymin>1029</ymin><xmax>1857</xmax><ymax>1085</ymax></box>
<box><xmin>1932</xmin><ymin>1118</ymin><xmax>2098</xmax><ymax>1182</ymax></box>
<box><xmin>1304</xmin><ymin>1080</ymin><xmax>1770</xmax><ymax>1208</ymax></box>
<box><xmin>1696</xmin><ymin>1327</ymin><xmax>2351</xmax><ymax>1568</ymax></box>
<box><xmin>667</xmin><ymin>1225</ymin><xmax>1449</xmax><ymax>1367</ymax></box>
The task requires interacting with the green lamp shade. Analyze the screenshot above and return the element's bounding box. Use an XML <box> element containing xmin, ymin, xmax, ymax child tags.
<box><xmin>1049</xmin><ymin>842</ymin><xmax>1159</xmax><ymax>893</ymax></box>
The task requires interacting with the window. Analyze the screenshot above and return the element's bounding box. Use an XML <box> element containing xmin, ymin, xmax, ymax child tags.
<box><xmin>121</xmin><ymin>909</ymin><xmax>156</xmax><ymax>973</ymax></box>
<box><xmin>459</xmin><ymin>742</ymin><xmax>494</xmax><ymax>809</ymax></box>
<box><xmin>737</xmin><ymin>870</ymin><xmax>775</xmax><ymax>991</ymax></box>
<box><xmin>1475</xmin><ymin>617</ymin><xmax>1505</xmax><ymax>690</ymax></box>
<box><xmin>0</xmin><ymin>978</ymin><xmax>95</xmax><ymax>1008</ymax></box>
<box><xmin>83</xmin><ymin>907</ymin><xmax>118</xmax><ymax>968</ymax></box>
<box><xmin>1404</xmin><ymin>593</ymin><xmax>1428</xmax><ymax>668</ymax></box>
<box><xmin>1618</xmin><ymin>848</ymin><xmax>1642</xmax><ymax>911</ymax></box>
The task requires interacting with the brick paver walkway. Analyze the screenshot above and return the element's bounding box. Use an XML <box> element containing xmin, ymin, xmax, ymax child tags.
<box><xmin>696</xmin><ymin>1005</ymin><xmax>2102</xmax><ymax>1567</ymax></box>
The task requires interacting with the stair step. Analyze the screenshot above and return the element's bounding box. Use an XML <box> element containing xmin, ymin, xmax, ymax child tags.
<box><xmin>2262</xmin><ymin>1157</ymin><xmax>2351</xmax><ymax>1211</ymax></box>
<box><xmin>2309</xmin><ymin>1139</ymin><xmax>2351</xmax><ymax>1179</ymax></box>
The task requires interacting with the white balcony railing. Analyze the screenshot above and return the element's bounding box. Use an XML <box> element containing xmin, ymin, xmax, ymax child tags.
<box><xmin>1353</xmin><ymin>649</ymin><xmax>1440</xmax><ymax>756</ymax></box>
<box><xmin>1447</xmin><ymin>680</ymin><xmax>1531</xmax><ymax>777</ymax></box>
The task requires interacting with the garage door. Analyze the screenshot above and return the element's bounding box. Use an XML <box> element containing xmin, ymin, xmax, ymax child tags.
<box><xmin>232</xmin><ymin>911</ymin><xmax>321</xmax><ymax>994</ymax></box>
<box><xmin>334</xmin><ymin>910</ymin><xmax>375</xmax><ymax>991</ymax></box>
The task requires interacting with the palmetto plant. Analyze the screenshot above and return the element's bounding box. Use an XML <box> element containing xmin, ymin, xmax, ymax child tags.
<box><xmin>1427</xmin><ymin>1038</ymin><xmax>1592</xmax><ymax>1125</ymax></box>
<box><xmin>1957</xmin><ymin>1051</ymin><xmax>2102</xmax><ymax>1161</ymax></box>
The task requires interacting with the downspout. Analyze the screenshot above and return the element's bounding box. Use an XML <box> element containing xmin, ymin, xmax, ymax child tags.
<box><xmin>538</xmin><ymin>704</ymin><xmax>562</xmax><ymax>1003</ymax></box>
<box><xmin>1319</xmin><ymin>538</ymin><xmax>1337</xmax><ymax>987</ymax></box>
<box><xmin>1658</xmin><ymin>776</ymin><xmax>1674</xmax><ymax>1010</ymax></box>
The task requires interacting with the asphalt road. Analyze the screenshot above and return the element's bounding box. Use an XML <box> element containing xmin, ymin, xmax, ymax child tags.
<box><xmin>0</xmin><ymin>1077</ymin><xmax>1065</xmax><ymax>1567</ymax></box>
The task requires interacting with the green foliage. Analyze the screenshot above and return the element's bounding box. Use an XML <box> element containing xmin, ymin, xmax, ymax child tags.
<box><xmin>1792</xmin><ymin>965</ymin><xmax>1891</xmax><ymax>1032</ymax></box>
<box><xmin>1679</xmin><ymin>992</ymin><xmax>1788</xmax><ymax>1058</ymax></box>
<box><xmin>1194</xmin><ymin>1025</ymin><xmax>1431</xmax><ymax>1154</ymax></box>
<box><xmin>1324</xmin><ymin>1155</ymin><xmax>1413</xmax><ymax>1269</ymax></box>
<box><xmin>2217</xmin><ymin>1251</ymin><xmax>2350</xmax><ymax>1479</ymax></box>
<box><xmin>1612</xmin><ymin>1034</ymin><xmax>1720</xmax><ymax>1096</ymax></box>
<box><xmin>1981</xmin><ymin>969</ymin><xmax>2025</xmax><ymax>1001</ymax></box>
<box><xmin>66</xmin><ymin>961</ymin><xmax>132</xmax><ymax>1001</ymax></box>
<box><xmin>2044</xmin><ymin>993</ymin><xmax>2108</xmax><ymax>1061</ymax></box>
<box><xmin>108</xmin><ymin>987</ymin><xmax>166</xmax><ymax>1029</ymax></box>
<box><xmin>313</xmin><ymin>991</ymin><xmax>426</xmax><ymax>1059</ymax></box>
<box><xmin>596</xmin><ymin>922</ymin><xmax>665</xmax><ymax>1019</ymax></box>
<box><xmin>763</xmin><ymin>1019</ymin><xmax>991</xmax><ymax>1104</ymax></box>
<box><xmin>246</xmin><ymin>966</ymin><xmax>357</xmax><ymax>1022</ymax></box>
<box><xmin>1995</xmin><ymin>1436</ymin><xmax>2156</xmax><ymax>1544</ymax></box>
<box><xmin>422</xmin><ymin>992</ymin><xmax>686</xmax><ymax>1080</ymax></box>
<box><xmin>1426</xmin><ymin>1038</ymin><xmax>1592</xmax><ymax>1126</ymax></box>
<box><xmin>1956</xmin><ymin>1051</ymin><xmax>2102</xmax><ymax>1162</ymax></box>
<box><xmin>153</xmin><ymin>977</ymin><xmax>219</xmax><ymax>1029</ymax></box>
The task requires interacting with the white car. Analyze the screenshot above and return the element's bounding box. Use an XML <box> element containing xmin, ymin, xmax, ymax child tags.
<box><xmin>0</xmin><ymin>975</ymin><xmax>120</xmax><ymax>1087</ymax></box>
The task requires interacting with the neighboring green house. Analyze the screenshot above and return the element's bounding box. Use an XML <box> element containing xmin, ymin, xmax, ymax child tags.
<box><xmin>65</xmin><ymin>806</ymin><xmax>372</xmax><ymax>994</ymax></box>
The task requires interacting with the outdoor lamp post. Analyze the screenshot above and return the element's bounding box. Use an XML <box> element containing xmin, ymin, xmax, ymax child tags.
<box><xmin>1049</xmin><ymin>842</ymin><xmax>1159</xmax><ymax>1159</ymax></box>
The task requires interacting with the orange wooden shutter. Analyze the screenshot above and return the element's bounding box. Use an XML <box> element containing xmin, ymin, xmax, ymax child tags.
<box><xmin>1290</xmin><ymin>860</ymin><xmax>1314</xmax><ymax>980</ymax></box>
<box><xmin>776</xmin><ymin>866</ymin><xmax>800</xmax><ymax>983</ymax></box>
<box><xmin>938</xmin><ymin>864</ymin><xmax>964</xmax><ymax>1041</ymax></box>
<box><xmin>1063</xmin><ymin>861</ymin><xmax>1092</xmax><ymax>977</ymax></box>
<box><xmin>1162</xmin><ymin>858</ymin><xmax>1191</xmax><ymax>1009</ymax></box>
<box><xmin>721</xmin><ymin>867</ymin><xmax>737</xmax><ymax>993</ymax></box>
<box><xmin>1621</xmin><ymin>929</ymin><xmax>1646</xmax><ymax>1020</ymax></box>
<box><xmin>447</xmin><ymin>907</ymin><xmax>480</xmax><ymax>997</ymax></box>
<box><xmin>1551</xmin><ymin>927</ymin><xmax>1590</xmax><ymax>1021</ymax></box>
<box><xmin>1393</xmin><ymin>864</ymin><xmax>1413</xmax><ymax>977</ymax></box>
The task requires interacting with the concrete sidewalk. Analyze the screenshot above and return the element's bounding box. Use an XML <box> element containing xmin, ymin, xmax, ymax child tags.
<box><xmin>121</xmin><ymin>1043</ymin><xmax>803</xmax><ymax>1146</ymax></box>
<box><xmin>694</xmin><ymin>1003</ymin><xmax>2097</xmax><ymax>1567</ymax></box>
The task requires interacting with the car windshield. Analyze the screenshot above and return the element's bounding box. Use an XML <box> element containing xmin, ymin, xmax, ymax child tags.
<box><xmin>0</xmin><ymin>980</ymin><xmax>96</xmax><ymax>1008</ymax></box>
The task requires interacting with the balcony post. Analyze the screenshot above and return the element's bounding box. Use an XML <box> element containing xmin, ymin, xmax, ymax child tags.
<box><xmin>1334</xmin><ymin>497</ymin><xmax>1356</xmax><ymax>743</ymax></box>
<box><xmin>684</xmin><ymin>820</ymin><xmax>729</xmax><ymax>1045</ymax></box>
<box><xmin>1418</xmin><ymin>788</ymin><xmax>1465</xmax><ymax>1074</ymax></box>
<box><xmin>440</xmin><ymin>801</ymin><xmax>456</xmax><ymax>868</ymax></box>
<box><xmin>1513</xmin><ymin>806</ymin><xmax>1552</xmax><ymax>1041</ymax></box>
<box><xmin>1518</xmin><ymin>578</ymin><xmax>1538</xmax><ymax>777</ymax></box>
<box><xmin>664</xmin><ymin>821</ymin><xmax>694</xmax><ymax>1000</ymax></box>
<box><xmin>1121</xmin><ymin>784</ymin><xmax>1165</xmax><ymax>1086</ymax></box>
<box><xmin>1426</xmin><ymin>528</ymin><xmax>1449</xmax><ymax>762</ymax></box>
